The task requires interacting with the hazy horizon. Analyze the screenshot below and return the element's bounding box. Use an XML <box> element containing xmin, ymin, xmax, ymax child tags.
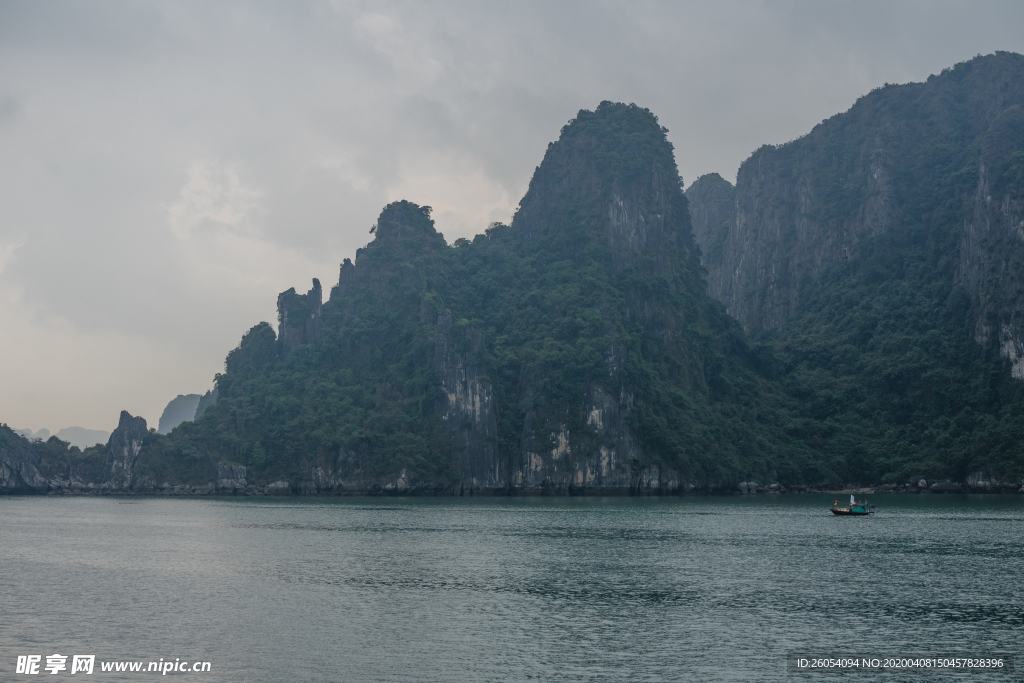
<box><xmin>3</xmin><ymin>1</ymin><xmax>1024</xmax><ymax>434</ymax></box>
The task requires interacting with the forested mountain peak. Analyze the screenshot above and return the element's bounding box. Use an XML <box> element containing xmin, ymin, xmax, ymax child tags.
<box><xmin>369</xmin><ymin>200</ymin><xmax>444</xmax><ymax>244</ymax></box>
<box><xmin>17</xmin><ymin>65</ymin><xmax>1023</xmax><ymax>498</ymax></box>
<box><xmin>126</xmin><ymin>101</ymin><xmax>800</xmax><ymax>495</ymax></box>
<box><xmin>512</xmin><ymin>102</ymin><xmax>698</xmax><ymax>277</ymax></box>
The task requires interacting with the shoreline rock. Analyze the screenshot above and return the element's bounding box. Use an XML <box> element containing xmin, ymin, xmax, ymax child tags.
<box><xmin>14</xmin><ymin>482</ymin><xmax>1024</xmax><ymax>497</ymax></box>
<box><xmin>5</xmin><ymin>423</ymin><xmax>1023</xmax><ymax>498</ymax></box>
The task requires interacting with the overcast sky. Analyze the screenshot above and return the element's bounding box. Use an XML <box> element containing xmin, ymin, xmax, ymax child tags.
<box><xmin>2</xmin><ymin>1</ymin><xmax>1023</xmax><ymax>434</ymax></box>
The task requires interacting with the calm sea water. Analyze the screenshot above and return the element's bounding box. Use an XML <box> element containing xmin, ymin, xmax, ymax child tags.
<box><xmin>1</xmin><ymin>494</ymin><xmax>1021</xmax><ymax>682</ymax></box>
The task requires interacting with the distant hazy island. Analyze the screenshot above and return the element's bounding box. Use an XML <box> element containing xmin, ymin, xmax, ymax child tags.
<box><xmin>3</xmin><ymin>52</ymin><xmax>1024</xmax><ymax>497</ymax></box>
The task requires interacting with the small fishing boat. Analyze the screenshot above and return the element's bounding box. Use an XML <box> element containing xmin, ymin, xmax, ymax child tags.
<box><xmin>831</xmin><ymin>494</ymin><xmax>874</xmax><ymax>516</ymax></box>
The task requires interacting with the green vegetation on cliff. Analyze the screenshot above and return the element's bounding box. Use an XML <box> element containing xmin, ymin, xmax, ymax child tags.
<box><xmin>143</xmin><ymin>55</ymin><xmax>1024</xmax><ymax>490</ymax></box>
<box><xmin>151</xmin><ymin>103</ymin><xmax>816</xmax><ymax>491</ymax></box>
<box><xmin>688</xmin><ymin>52</ymin><xmax>1024</xmax><ymax>486</ymax></box>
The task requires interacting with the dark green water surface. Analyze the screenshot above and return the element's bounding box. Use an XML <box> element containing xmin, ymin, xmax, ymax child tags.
<box><xmin>1</xmin><ymin>495</ymin><xmax>1021</xmax><ymax>681</ymax></box>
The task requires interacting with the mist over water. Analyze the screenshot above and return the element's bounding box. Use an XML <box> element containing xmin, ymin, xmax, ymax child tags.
<box><xmin>2</xmin><ymin>495</ymin><xmax>1021</xmax><ymax>682</ymax></box>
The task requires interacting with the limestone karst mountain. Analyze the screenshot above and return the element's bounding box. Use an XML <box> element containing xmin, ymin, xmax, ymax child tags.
<box><xmin>0</xmin><ymin>412</ymin><xmax>145</xmax><ymax>494</ymax></box>
<box><xmin>13</xmin><ymin>427</ymin><xmax>110</xmax><ymax>450</ymax></box>
<box><xmin>687</xmin><ymin>51</ymin><xmax>1024</xmax><ymax>484</ymax></box>
<box><xmin>54</xmin><ymin>427</ymin><xmax>110</xmax><ymax>449</ymax></box>
<box><xmin>687</xmin><ymin>52</ymin><xmax>1024</xmax><ymax>340</ymax></box>
<box><xmin>14</xmin><ymin>428</ymin><xmax>50</xmax><ymax>441</ymax></box>
<box><xmin>157</xmin><ymin>394</ymin><xmax>202</xmax><ymax>435</ymax></box>
<box><xmin>5</xmin><ymin>54</ymin><xmax>1024</xmax><ymax>496</ymax></box>
<box><xmin>131</xmin><ymin>63</ymin><xmax>1024</xmax><ymax>492</ymax></box>
<box><xmin>148</xmin><ymin>102</ymin><xmax>805</xmax><ymax>494</ymax></box>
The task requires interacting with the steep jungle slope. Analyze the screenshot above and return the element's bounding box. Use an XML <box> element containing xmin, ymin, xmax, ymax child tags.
<box><xmin>687</xmin><ymin>52</ymin><xmax>1024</xmax><ymax>485</ymax></box>
<box><xmin>157</xmin><ymin>103</ymin><xmax>813</xmax><ymax>493</ymax></box>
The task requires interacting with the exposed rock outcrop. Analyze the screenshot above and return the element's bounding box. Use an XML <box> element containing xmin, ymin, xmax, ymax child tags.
<box><xmin>216</xmin><ymin>464</ymin><xmax>247</xmax><ymax>492</ymax></box>
<box><xmin>686</xmin><ymin>130</ymin><xmax>895</xmax><ymax>333</ymax></box>
<box><xmin>434</xmin><ymin>310</ymin><xmax>501</xmax><ymax>491</ymax></box>
<box><xmin>0</xmin><ymin>428</ymin><xmax>49</xmax><ymax>494</ymax></box>
<box><xmin>957</xmin><ymin>106</ymin><xmax>1024</xmax><ymax>378</ymax></box>
<box><xmin>687</xmin><ymin>53</ymin><xmax>1024</xmax><ymax>336</ymax></box>
<box><xmin>514</xmin><ymin>386</ymin><xmax>679</xmax><ymax>494</ymax></box>
<box><xmin>266</xmin><ymin>480</ymin><xmax>291</xmax><ymax>495</ymax></box>
<box><xmin>686</xmin><ymin>173</ymin><xmax>736</xmax><ymax>304</ymax></box>
<box><xmin>104</xmin><ymin>411</ymin><xmax>148</xmax><ymax>488</ymax></box>
<box><xmin>277</xmin><ymin>278</ymin><xmax>322</xmax><ymax>353</ymax></box>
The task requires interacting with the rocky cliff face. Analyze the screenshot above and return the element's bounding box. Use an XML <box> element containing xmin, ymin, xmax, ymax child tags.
<box><xmin>277</xmin><ymin>278</ymin><xmax>322</xmax><ymax>352</ymax></box>
<box><xmin>433</xmin><ymin>310</ymin><xmax>501</xmax><ymax>491</ymax></box>
<box><xmin>958</xmin><ymin>106</ymin><xmax>1024</xmax><ymax>377</ymax></box>
<box><xmin>104</xmin><ymin>411</ymin><xmax>148</xmax><ymax>488</ymax></box>
<box><xmin>686</xmin><ymin>130</ymin><xmax>896</xmax><ymax>333</ymax></box>
<box><xmin>687</xmin><ymin>53</ymin><xmax>1024</xmax><ymax>338</ymax></box>
<box><xmin>216</xmin><ymin>463</ymin><xmax>247</xmax><ymax>492</ymax></box>
<box><xmin>685</xmin><ymin>173</ymin><xmax>735</xmax><ymax>304</ymax></box>
<box><xmin>1</xmin><ymin>413</ymin><xmax>151</xmax><ymax>494</ymax></box>
<box><xmin>512</xmin><ymin>386</ymin><xmax>683</xmax><ymax>493</ymax></box>
<box><xmin>0</xmin><ymin>427</ymin><xmax>50</xmax><ymax>493</ymax></box>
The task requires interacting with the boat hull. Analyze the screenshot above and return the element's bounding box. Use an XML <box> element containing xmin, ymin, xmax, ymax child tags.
<box><xmin>831</xmin><ymin>508</ymin><xmax>872</xmax><ymax>516</ymax></box>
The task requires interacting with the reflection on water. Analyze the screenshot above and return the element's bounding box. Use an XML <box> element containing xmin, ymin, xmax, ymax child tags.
<box><xmin>2</xmin><ymin>494</ymin><xmax>1021</xmax><ymax>682</ymax></box>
